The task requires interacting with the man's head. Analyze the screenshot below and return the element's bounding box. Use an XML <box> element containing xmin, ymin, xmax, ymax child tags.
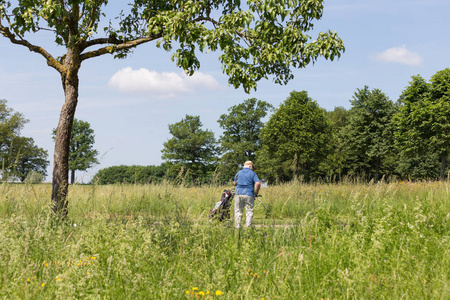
<box><xmin>244</xmin><ymin>161</ymin><xmax>254</xmax><ymax>170</ymax></box>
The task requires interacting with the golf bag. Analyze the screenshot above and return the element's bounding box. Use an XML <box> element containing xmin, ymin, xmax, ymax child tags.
<box><xmin>208</xmin><ymin>189</ymin><xmax>234</xmax><ymax>221</ymax></box>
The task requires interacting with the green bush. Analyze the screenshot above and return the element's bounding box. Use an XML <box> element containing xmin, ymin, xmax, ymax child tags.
<box><xmin>93</xmin><ymin>165</ymin><xmax>166</xmax><ymax>184</ymax></box>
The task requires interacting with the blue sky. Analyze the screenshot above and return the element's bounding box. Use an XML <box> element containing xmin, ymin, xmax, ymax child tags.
<box><xmin>1</xmin><ymin>0</ymin><xmax>450</xmax><ymax>182</ymax></box>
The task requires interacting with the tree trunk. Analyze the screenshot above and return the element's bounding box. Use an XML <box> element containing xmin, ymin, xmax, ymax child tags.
<box><xmin>52</xmin><ymin>50</ymin><xmax>80</xmax><ymax>218</ymax></box>
<box><xmin>276</xmin><ymin>166</ymin><xmax>281</xmax><ymax>185</ymax></box>
<box><xmin>440</xmin><ymin>154</ymin><xmax>447</xmax><ymax>181</ymax></box>
<box><xmin>292</xmin><ymin>152</ymin><xmax>298</xmax><ymax>181</ymax></box>
<box><xmin>70</xmin><ymin>169</ymin><xmax>76</xmax><ymax>184</ymax></box>
<box><xmin>374</xmin><ymin>157</ymin><xmax>380</xmax><ymax>182</ymax></box>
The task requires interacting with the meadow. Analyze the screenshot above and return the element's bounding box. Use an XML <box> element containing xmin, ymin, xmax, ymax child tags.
<box><xmin>0</xmin><ymin>181</ymin><xmax>448</xmax><ymax>299</ymax></box>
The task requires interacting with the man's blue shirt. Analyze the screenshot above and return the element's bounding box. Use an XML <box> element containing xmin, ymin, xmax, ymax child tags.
<box><xmin>234</xmin><ymin>168</ymin><xmax>260</xmax><ymax>197</ymax></box>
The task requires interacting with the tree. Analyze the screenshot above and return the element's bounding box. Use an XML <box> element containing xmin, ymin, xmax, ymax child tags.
<box><xmin>9</xmin><ymin>137</ymin><xmax>49</xmax><ymax>182</ymax></box>
<box><xmin>394</xmin><ymin>69</ymin><xmax>450</xmax><ymax>180</ymax></box>
<box><xmin>52</xmin><ymin>119</ymin><xmax>99</xmax><ymax>184</ymax></box>
<box><xmin>217</xmin><ymin>98</ymin><xmax>273</xmax><ymax>179</ymax></box>
<box><xmin>257</xmin><ymin>90</ymin><xmax>333</xmax><ymax>183</ymax></box>
<box><xmin>318</xmin><ymin>106</ymin><xmax>350</xmax><ymax>179</ymax></box>
<box><xmin>1</xmin><ymin>1</ymin><xmax>344</xmax><ymax>217</ymax></box>
<box><xmin>429</xmin><ymin>68</ymin><xmax>450</xmax><ymax>179</ymax></box>
<box><xmin>1</xmin><ymin>99</ymin><xmax>48</xmax><ymax>182</ymax></box>
<box><xmin>162</xmin><ymin>115</ymin><xmax>218</xmax><ymax>183</ymax></box>
<box><xmin>340</xmin><ymin>86</ymin><xmax>397</xmax><ymax>181</ymax></box>
<box><xmin>393</xmin><ymin>75</ymin><xmax>435</xmax><ymax>180</ymax></box>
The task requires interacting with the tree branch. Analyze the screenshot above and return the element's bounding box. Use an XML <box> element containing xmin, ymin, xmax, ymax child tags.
<box><xmin>88</xmin><ymin>1</ymin><xmax>105</xmax><ymax>31</ymax></box>
<box><xmin>81</xmin><ymin>35</ymin><xmax>122</xmax><ymax>49</ymax></box>
<box><xmin>0</xmin><ymin>23</ymin><xmax>64</xmax><ymax>74</ymax></box>
<box><xmin>80</xmin><ymin>2</ymin><xmax>86</xmax><ymax>20</ymax></box>
<box><xmin>80</xmin><ymin>35</ymin><xmax>161</xmax><ymax>61</ymax></box>
<box><xmin>193</xmin><ymin>16</ymin><xmax>219</xmax><ymax>27</ymax></box>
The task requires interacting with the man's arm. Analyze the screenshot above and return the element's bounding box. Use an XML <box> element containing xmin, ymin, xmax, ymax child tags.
<box><xmin>254</xmin><ymin>181</ymin><xmax>261</xmax><ymax>196</ymax></box>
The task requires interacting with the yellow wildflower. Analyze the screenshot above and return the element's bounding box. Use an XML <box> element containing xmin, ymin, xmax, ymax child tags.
<box><xmin>199</xmin><ymin>291</ymin><xmax>205</xmax><ymax>296</ymax></box>
<box><xmin>41</xmin><ymin>283</ymin><xmax>45</xmax><ymax>287</ymax></box>
<box><xmin>215</xmin><ymin>290</ymin><xmax>223</xmax><ymax>296</ymax></box>
<box><xmin>27</xmin><ymin>278</ymin><xmax>30</xmax><ymax>282</ymax></box>
<box><xmin>186</xmin><ymin>290</ymin><xmax>190</xmax><ymax>295</ymax></box>
<box><xmin>192</xmin><ymin>287</ymin><xmax>198</xmax><ymax>291</ymax></box>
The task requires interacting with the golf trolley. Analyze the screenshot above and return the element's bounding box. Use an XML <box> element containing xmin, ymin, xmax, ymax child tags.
<box><xmin>208</xmin><ymin>189</ymin><xmax>234</xmax><ymax>221</ymax></box>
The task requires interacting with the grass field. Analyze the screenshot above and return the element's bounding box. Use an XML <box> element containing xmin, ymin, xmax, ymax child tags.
<box><xmin>0</xmin><ymin>181</ymin><xmax>448</xmax><ymax>299</ymax></box>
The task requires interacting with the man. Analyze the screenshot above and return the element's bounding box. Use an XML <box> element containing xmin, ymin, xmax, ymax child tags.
<box><xmin>233</xmin><ymin>160</ymin><xmax>261</xmax><ymax>228</ymax></box>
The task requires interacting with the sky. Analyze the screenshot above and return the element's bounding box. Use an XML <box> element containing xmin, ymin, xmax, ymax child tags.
<box><xmin>1</xmin><ymin>0</ymin><xmax>450</xmax><ymax>183</ymax></box>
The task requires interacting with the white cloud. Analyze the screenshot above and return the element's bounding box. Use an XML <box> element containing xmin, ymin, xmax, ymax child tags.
<box><xmin>108</xmin><ymin>67</ymin><xmax>221</xmax><ymax>98</ymax></box>
<box><xmin>373</xmin><ymin>45</ymin><xmax>424</xmax><ymax>66</ymax></box>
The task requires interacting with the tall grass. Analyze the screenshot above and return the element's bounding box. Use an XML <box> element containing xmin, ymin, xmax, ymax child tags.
<box><xmin>0</xmin><ymin>181</ymin><xmax>448</xmax><ymax>299</ymax></box>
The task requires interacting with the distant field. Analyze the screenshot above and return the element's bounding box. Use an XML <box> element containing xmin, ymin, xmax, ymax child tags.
<box><xmin>0</xmin><ymin>181</ymin><xmax>448</xmax><ymax>299</ymax></box>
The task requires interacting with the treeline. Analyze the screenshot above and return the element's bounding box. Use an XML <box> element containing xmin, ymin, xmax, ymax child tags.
<box><xmin>94</xmin><ymin>165</ymin><xmax>166</xmax><ymax>184</ymax></box>
<box><xmin>94</xmin><ymin>69</ymin><xmax>450</xmax><ymax>185</ymax></box>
